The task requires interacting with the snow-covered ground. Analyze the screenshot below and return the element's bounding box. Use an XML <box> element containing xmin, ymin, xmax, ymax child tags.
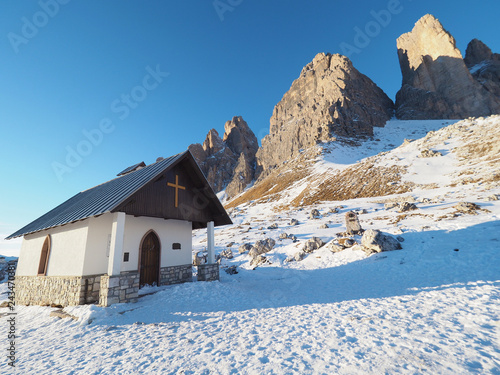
<box><xmin>1</xmin><ymin>118</ymin><xmax>500</xmax><ymax>374</ymax></box>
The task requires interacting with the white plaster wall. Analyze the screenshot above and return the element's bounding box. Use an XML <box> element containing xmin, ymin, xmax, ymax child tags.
<box><xmin>82</xmin><ymin>214</ymin><xmax>114</xmax><ymax>276</ymax></box>
<box><xmin>16</xmin><ymin>234</ymin><xmax>46</xmax><ymax>276</ymax></box>
<box><xmin>16</xmin><ymin>220</ymin><xmax>88</xmax><ymax>277</ymax></box>
<box><xmin>122</xmin><ymin>216</ymin><xmax>192</xmax><ymax>272</ymax></box>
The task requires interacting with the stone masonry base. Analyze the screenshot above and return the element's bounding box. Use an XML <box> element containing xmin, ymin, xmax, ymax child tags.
<box><xmin>15</xmin><ymin>264</ymin><xmax>212</xmax><ymax>307</ymax></box>
<box><xmin>160</xmin><ymin>264</ymin><xmax>192</xmax><ymax>285</ymax></box>
<box><xmin>99</xmin><ymin>271</ymin><xmax>139</xmax><ymax>307</ymax></box>
<box><xmin>15</xmin><ymin>274</ymin><xmax>102</xmax><ymax>307</ymax></box>
<box><xmin>197</xmin><ymin>263</ymin><xmax>219</xmax><ymax>282</ymax></box>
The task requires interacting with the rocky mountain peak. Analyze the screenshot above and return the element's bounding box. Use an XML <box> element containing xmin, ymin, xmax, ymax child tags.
<box><xmin>397</xmin><ymin>14</ymin><xmax>462</xmax><ymax>87</ymax></box>
<box><xmin>188</xmin><ymin>116</ymin><xmax>258</xmax><ymax>199</ymax></box>
<box><xmin>395</xmin><ymin>14</ymin><xmax>500</xmax><ymax>119</ymax></box>
<box><xmin>464</xmin><ymin>39</ymin><xmax>500</xmax><ymax>98</ymax></box>
<box><xmin>464</xmin><ymin>39</ymin><xmax>496</xmax><ymax>68</ymax></box>
<box><xmin>202</xmin><ymin>129</ymin><xmax>224</xmax><ymax>155</ymax></box>
<box><xmin>256</xmin><ymin>52</ymin><xmax>394</xmax><ymax>175</ymax></box>
<box><xmin>222</xmin><ymin>116</ymin><xmax>258</xmax><ymax>158</ymax></box>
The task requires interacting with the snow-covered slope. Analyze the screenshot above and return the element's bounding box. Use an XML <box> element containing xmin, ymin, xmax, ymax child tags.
<box><xmin>1</xmin><ymin>117</ymin><xmax>500</xmax><ymax>374</ymax></box>
<box><xmin>227</xmin><ymin>116</ymin><xmax>500</xmax><ymax>210</ymax></box>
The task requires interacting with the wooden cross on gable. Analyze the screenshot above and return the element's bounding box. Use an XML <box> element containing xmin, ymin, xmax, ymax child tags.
<box><xmin>167</xmin><ymin>175</ymin><xmax>186</xmax><ymax>208</ymax></box>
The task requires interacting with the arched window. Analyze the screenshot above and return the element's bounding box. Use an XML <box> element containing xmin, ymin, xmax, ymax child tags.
<box><xmin>37</xmin><ymin>235</ymin><xmax>51</xmax><ymax>276</ymax></box>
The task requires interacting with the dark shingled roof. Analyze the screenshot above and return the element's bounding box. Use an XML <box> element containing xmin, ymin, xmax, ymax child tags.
<box><xmin>6</xmin><ymin>151</ymin><xmax>230</xmax><ymax>239</ymax></box>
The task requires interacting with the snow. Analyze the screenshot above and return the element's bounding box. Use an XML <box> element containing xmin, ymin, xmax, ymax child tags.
<box><xmin>321</xmin><ymin>119</ymin><xmax>456</xmax><ymax>166</ymax></box>
<box><xmin>1</xmin><ymin>118</ymin><xmax>500</xmax><ymax>374</ymax></box>
<box><xmin>469</xmin><ymin>61</ymin><xmax>490</xmax><ymax>74</ymax></box>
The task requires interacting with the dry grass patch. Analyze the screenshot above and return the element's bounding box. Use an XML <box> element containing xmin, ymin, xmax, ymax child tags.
<box><xmin>225</xmin><ymin>164</ymin><xmax>310</xmax><ymax>209</ymax></box>
<box><xmin>372</xmin><ymin>216</ymin><xmax>391</xmax><ymax>221</ymax></box>
<box><xmin>292</xmin><ymin>162</ymin><xmax>414</xmax><ymax>207</ymax></box>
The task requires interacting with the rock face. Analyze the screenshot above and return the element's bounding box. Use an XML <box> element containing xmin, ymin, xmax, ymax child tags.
<box><xmin>464</xmin><ymin>39</ymin><xmax>500</xmax><ymax>68</ymax></box>
<box><xmin>464</xmin><ymin>39</ymin><xmax>500</xmax><ymax>98</ymax></box>
<box><xmin>188</xmin><ymin>116</ymin><xmax>258</xmax><ymax>198</ymax></box>
<box><xmin>395</xmin><ymin>14</ymin><xmax>500</xmax><ymax>119</ymax></box>
<box><xmin>256</xmin><ymin>53</ymin><xmax>394</xmax><ymax>174</ymax></box>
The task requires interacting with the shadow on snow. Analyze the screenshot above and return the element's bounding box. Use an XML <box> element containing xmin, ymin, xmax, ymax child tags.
<box><xmin>90</xmin><ymin>220</ymin><xmax>500</xmax><ymax>326</ymax></box>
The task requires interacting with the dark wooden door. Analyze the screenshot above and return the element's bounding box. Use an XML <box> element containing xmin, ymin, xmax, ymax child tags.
<box><xmin>140</xmin><ymin>232</ymin><xmax>160</xmax><ymax>287</ymax></box>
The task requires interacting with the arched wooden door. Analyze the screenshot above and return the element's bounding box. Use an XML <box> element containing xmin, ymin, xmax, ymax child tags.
<box><xmin>139</xmin><ymin>231</ymin><xmax>160</xmax><ymax>287</ymax></box>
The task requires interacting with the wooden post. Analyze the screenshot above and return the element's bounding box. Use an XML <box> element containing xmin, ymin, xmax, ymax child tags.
<box><xmin>108</xmin><ymin>212</ymin><xmax>126</xmax><ymax>276</ymax></box>
<box><xmin>207</xmin><ymin>221</ymin><xmax>215</xmax><ymax>264</ymax></box>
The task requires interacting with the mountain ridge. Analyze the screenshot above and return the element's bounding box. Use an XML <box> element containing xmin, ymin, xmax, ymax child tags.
<box><xmin>190</xmin><ymin>14</ymin><xmax>500</xmax><ymax>203</ymax></box>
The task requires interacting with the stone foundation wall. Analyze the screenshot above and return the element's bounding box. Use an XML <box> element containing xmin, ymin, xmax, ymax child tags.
<box><xmin>197</xmin><ymin>263</ymin><xmax>219</xmax><ymax>282</ymax></box>
<box><xmin>160</xmin><ymin>264</ymin><xmax>192</xmax><ymax>286</ymax></box>
<box><xmin>99</xmin><ymin>271</ymin><xmax>139</xmax><ymax>307</ymax></box>
<box><xmin>15</xmin><ymin>274</ymin><xmax>102</xmax><ymax>307</ymax></box>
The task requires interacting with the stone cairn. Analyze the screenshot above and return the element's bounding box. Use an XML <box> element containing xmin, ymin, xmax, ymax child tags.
<box><xmin>345</xmin><ymin>211</ymin><xmax>363</xmax><ymax>235</ymax></box>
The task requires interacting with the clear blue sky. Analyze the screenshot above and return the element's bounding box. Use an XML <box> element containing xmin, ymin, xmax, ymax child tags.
<box><xmin>1</xmin><ymin>0</ymin><xmax>499</xmax><ymax>251</ymax></box>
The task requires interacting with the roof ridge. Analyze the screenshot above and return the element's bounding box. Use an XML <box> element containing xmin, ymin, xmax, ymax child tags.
<box><xmin>6</xmin><ymin>151</ymin><xmax>189</xmax><ymax>240</ymax></box>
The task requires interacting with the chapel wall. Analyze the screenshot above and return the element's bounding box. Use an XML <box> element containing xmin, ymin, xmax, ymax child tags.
<box><xmin>16</xmin><ymin>220</ymin><xmax>88</xmax><ymax>277</ymax></box>
<box><xmin>122</xmin><ymin>216</ymin><xmax>192</xmax><ymax>272</ymax></box>
<box><xmin>83</xmin><ymin>214</ymin><xmax>114</xmax><ymax>276</ymax></box>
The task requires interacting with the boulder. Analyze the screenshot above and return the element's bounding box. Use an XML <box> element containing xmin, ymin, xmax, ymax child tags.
<box><xmin>219</xmin><ymin>249</ymin><xmax>233</xmax><ymax>260</ymax></box>
<box><xmin>328</xmin><ymin>244</ymin><xmax>345</xmax><ymax>253</ymax></box>
<box><xmin>279</xmin><ymin>233</ymin><xmax>289</xmax><ymax>239</ymax></box>
<box><xmin>238</xmin><ymin>243</ymin><xmax>253</xmax><ymax>254</ymax></box>
<box><xmin>250</xmin><ymin>255</ymin><xmax>268</xmax><ymax>269</ymax></box>
<box><xmin>303</xmin><ymin>237</ymin><xmax>325</xmax><ymax>253</ymax></box>
<box><xmin>309</xmin><ymin>209</ymin><xmax>321</xmax><ymax>219</ymax></box>
<box><xmin>361</xmin><ymin>229</ymin><xmax>402</xmax><ymax>252</ymax></box>
<box><xmin>267</xmin><ymin>223</ymin><xmax>278</xmax><ymax>230</ymax></box>
<box><xmin>398</xmin><ymin>202</ymin><xmax>417</xmax><ymax>213</ymax></box>
<box><xmin>318</xmin><ymin>223</ymin><xmax>329</xmax><ymax>229</ymax></box>
<box><xmin>289</xmin><ymin>218</ymin><xmax>299</xmax><ymax>226</ymax></box>
<box><xmin>419</xmin><ymin>149</ymin><xmax>442</xmax><ymax>158</ymax></box>
<box><xmin>454</xmin><ymin>202</ymin><xmax>481</xmax><ymax>215</ymax></box>
<box><xmin>225</xmin><ymin>266</ymin><xmax>238</xmax><ymax>275</ymax></box>
<box><xmin>294</xmin><ymin>250</ymin><xmax>306</xmax><ymax>262</ymax></box>
<box><xmin>248</xmin><ymin>238</ymin><xmax>276</xmax><ymax>258</ymax></box>
<box><xmin>338</xmin><ymin>238</ymin><xmax>356</xmax><ymax>248</ymax></box>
